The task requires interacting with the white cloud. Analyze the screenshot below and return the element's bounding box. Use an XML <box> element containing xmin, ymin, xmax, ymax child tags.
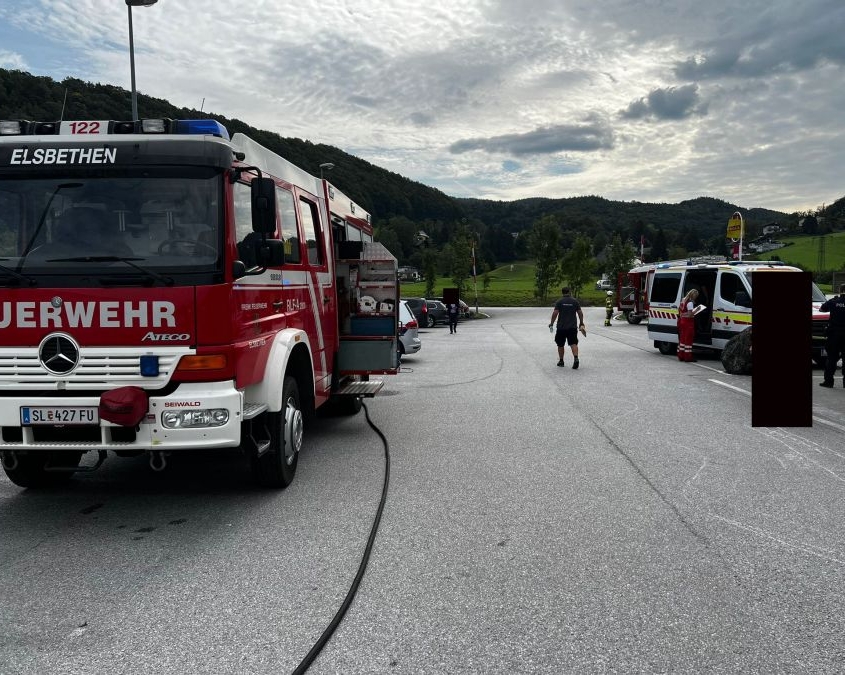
<box><xmin>0</xmin><ymin>50</ymin><xmax>27</xmax><ymax>70</ymax></box>
<box><xmin>2</xmin><ymin>0</ymin><xmax>843</xmax><ymax>213</ymax></box>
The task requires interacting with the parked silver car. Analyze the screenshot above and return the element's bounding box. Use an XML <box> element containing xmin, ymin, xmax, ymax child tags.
<box><xmin>398</xmin><ymin>300</ymin><xmax>421</xmax><ymax>357</ymax></box>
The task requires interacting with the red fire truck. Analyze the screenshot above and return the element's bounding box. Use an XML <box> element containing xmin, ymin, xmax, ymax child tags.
<box><xmin>0</xmin><ymin>117</ymin><xmax>398</xmax><ymax>488</ymax></box>
<box><xmin>616</xmin><ymin>263</ymin><xmax>653</xmax><ymax>324</ymax></box>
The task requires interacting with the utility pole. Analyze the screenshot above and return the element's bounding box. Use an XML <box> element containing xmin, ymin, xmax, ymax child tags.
<box><xmin>817</xmin><ymin>235</ymin><xmax>826</xmax><ymax>272</ymax></box>
<box><xmin>471</xmin><ymin>237</ymin><xmax>479</xmax><ymax>314</ymax></box>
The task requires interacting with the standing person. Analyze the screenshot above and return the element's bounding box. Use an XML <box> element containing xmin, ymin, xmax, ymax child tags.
<box><xmin>447</xmin><ymin>300</ymin><xmax>460</xmax><ymax>334</ymax></box>
<box><xmin>819</xmin><ymin>284</ymin><xmax>845</xmax><ymax>388</ymax></box>
<box><xmin>604</xmin><ymin>290</ymin><xmax>613</xmax><ymax>326</ymax></box>
<box><xmin>549</xmin><ymin>287</ymin><xmax>585</xmax><ymax>369</ymax></box>
<box><xmin>677</xmin><ymin>288</ymin><xmax>700</xmax><ymax>362</ymax></box>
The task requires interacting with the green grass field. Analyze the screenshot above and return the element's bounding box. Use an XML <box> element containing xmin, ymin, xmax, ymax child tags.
<box><xmin>750</xmin><ymin>232</ymin><xmax>845</xmax><ymax>271</ymax></box>
<box><xmin>400</xmin><ymin>261</ymin><xmax>609</xmax><ymax>307</ymax></box>
<box><xmin>401</xmin><ymin>232</ymin><xmax>845</xmax><ymax>307</ymax></box>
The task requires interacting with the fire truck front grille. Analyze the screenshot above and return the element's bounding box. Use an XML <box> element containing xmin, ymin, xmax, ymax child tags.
<box><xmin>0</xmin><ymin>348</ymin><xmax>187</xmax><ymax>390</ymax></box>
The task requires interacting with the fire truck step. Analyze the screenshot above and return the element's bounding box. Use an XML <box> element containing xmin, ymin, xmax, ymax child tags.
<box><xmin>243</xmin><ymin>403</ymin><xmax>269</xmax><ymax>420</ymax></box>
<box><xmin>335</xmin><ymin>380</ymin><xmax>385</xmax><ymax>398</ymax></box>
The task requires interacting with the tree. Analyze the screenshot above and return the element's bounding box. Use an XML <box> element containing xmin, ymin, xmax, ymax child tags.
<box><xmin>682</xmin><ymin>226</ymin><xmax>702</xmax><ymax>253</ymax></box>
<box><xmin>802</xmin><ymin>214</ymin><xmax>818</xmax><ymax>234</ymax></box>
<box><xmin>628</xmin><ymin>219</ymin><xmax>646</xmax><ymax>249</ymax></box>
<box><xmin>384</xmin><ymin>215</ymin><xmax>418</xmax><ymax>259</ymax></box>
<box><xmin>375</xmin><ymin>227</ymin><xmax>401</xmax><ymax>261</ymax></box>
<box><xmin>529</xmin><ymin>215</ymin><xmax>562</xmax><ymax>303</ymax></box>
<box><xmin>422</xmin><ymin>249</ymin><xmax>437</xmax><ymax>298</ymax></box>
<box><xmin>561</xmin><ymin>235</ymin><xmax>594</xmax><ymax>298</ymax></box>
<box><xmin>651</xmin><ymin>228</ymin><xmax>668</xmax><ymax>261</ymax></box>
<box><xmin>604</xmin><ymin>234</ymin><xmax>636</xmax><ymax>285</ymax></box>
<box><xmin>591</xmin><ymin>231</ymin><xmax>608</xmax><ymax>257</ymax></box>
<box><xmin>449</xmin><ymin>222</ymin><xmax>473</xmax><ymax>295</ymax></box>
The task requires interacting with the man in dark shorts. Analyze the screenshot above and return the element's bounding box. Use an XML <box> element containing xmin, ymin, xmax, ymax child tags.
<box><xmin>549</xmin><ymin>287</ymin><xmax>585</xmax><ymax>369</ymax></box>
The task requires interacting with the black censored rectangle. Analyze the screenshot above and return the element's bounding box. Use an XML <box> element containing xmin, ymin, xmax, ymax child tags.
<box><xmin>751</xmin><ymin>271</ymin><xmax>812</xmax><ymax>426</ymax></box>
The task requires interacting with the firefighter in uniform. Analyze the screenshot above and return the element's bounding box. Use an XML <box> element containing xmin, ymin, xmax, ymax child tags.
<box><xmin>819</xmin><ymin>284</ymin><xmax>845</xmax><ymax>388</ymax></box>
<box><xmin>604</xmin><ymin>290</ymin><xmax>613</xmax><ymax>326</ymax></box>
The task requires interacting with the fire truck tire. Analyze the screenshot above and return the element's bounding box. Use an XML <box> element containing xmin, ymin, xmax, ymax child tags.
<box><xmin>251</xmin><ymin>376</ymin><xmax>302</xmax><ymax>488</ymax></box>
<box><xmin>338</xmin><ymin>396</ymin><xmax>363</xmax><ymax>415</ymax></box>
<box><xmin>626</xmin><ymin>313</ymin><xmax>642</xmax><ymax>325</ymax></box>
<box><xmin>2</xmin><ymin>451</ymin><xmax>81</xmax><ymax>488</ymax></box>
<box><xmin>657</xmin><ymin>341</ymin><xmax>677</xmax><ymax>355</ymax></box>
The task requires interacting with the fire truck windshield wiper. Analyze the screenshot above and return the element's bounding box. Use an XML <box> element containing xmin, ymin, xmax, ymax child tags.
<box><xmin>0</xmin><ymin>259</ymin><xmax>37</xmax><ymax>286</ymax></box>
<box><xmin>47</xmin><ymin>256</ymin><xmax>175</xmax><ymax>286</ymax></box>
<box><xmin>15</xmin><ymin>183</ymin><xmax>83</xmax><ymax>272</ymax></box>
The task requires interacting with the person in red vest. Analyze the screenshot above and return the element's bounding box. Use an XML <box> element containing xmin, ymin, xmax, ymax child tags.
<box><xmin>677</xmin><ymin>288</ymin><xmax>699</xmax><ymax>362</ymax></box>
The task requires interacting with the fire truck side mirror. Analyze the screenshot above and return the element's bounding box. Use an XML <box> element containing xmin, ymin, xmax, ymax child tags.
<box><xmin>251</xmin><ymin>177</ymin><xmax>277</xmax><ymax>234</ymax></box>
<box><xmin>256</xmin><ymin>238</ymin><xmax>285</xmax><ymax>268</ymax></box>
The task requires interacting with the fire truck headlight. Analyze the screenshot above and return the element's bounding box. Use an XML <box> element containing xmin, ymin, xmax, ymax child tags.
<box><xmin>0</xmin><ymin>120</ymin><xmax>24</xmax><ymax>135</ymax></box>
<box><xmin>141</xmin><ymin>119</ymin><xmax>167</xmax><ymax>133</ymax></box>
<box><xmin>161</xmin><ymin>409</ymin><xmax>230</xmax><ymax>429</ymax></box>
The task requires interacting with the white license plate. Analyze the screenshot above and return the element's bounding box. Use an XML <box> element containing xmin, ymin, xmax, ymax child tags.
<box><xmin>20</xmin><ymin>406</ymin><xmax>99</xmax><ymax>426</ymax></box>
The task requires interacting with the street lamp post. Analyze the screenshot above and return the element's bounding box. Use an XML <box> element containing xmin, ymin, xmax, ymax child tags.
<box><xmin>126</xmin><ymin>0</ymin><xmax>158</xmax><ymax>121</ymax></box>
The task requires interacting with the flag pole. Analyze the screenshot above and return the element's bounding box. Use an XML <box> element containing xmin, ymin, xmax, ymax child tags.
<box><xmin>471</xmin><ymin>240</ymin><xmax>479</xmax><ymax>314</ymax></box>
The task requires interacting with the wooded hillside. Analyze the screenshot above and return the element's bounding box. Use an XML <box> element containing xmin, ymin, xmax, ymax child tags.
<box><xmin>4</xmin><ymin>67</ymin><xmax>837</xmax><ymax>275</ymax></box>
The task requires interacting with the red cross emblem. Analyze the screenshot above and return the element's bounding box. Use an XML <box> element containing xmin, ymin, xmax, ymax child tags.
<box><xmin>724</xmin><ymin>316</ymin><xmax>732</xmax><ymax>326</ymax></box>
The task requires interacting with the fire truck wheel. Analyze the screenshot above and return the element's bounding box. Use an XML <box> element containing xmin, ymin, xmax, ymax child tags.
<box><xmin>626</xmin><ymin>313</ymin><xmax>642</xmax><ymax>325</ymax></box>
<box><xmin>657</xmin><ymin>341</ymin><xmax>677</xmax><ymax>355</ymax></box>
<box><xmin>2</xmin><ymin>451</ymin><xmax>81</xmax><ymax>488</ymax></box>
<box><xmin>251</xmin><ymin>376</ymin><xmax>302</xmax><ymax>488</ymax></box>
<box><xmin>338</xmin><ymin>396</ymin><xmax>363</xmax><ymax>415</ymax></box>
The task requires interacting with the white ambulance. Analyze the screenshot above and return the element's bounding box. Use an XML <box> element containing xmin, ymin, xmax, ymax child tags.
<box><xmin>646</xmin><ymin>260</ymin><xmax>830</xmax><ymax>363</ymax></box>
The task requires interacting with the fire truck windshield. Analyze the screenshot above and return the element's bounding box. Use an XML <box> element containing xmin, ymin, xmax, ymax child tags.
<box><xmin>1</xmin><ymin>167</ymin><xmax>222</xmax><ymax>282</ymax></box>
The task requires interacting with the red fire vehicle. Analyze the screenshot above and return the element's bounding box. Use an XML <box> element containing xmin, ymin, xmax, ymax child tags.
<box><xmin>616</xmin><ymin>263</ymin><xmax>654</xmax><ymax>324</ymax></box>
<box><xmin>616</xmin><ymin>256</ymin><xmax>728</xmax><ymax>324</ymax></box>
<box><xmin>0</xmin><ymin>117</ymin><xmax>398</xmax><ymax>488</ymax></box>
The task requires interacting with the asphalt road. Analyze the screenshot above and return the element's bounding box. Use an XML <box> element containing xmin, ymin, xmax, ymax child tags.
<box><xmin>2</xmin><ymin>306</ymin><xmax>844</xmax><ymax>674</ymax></box>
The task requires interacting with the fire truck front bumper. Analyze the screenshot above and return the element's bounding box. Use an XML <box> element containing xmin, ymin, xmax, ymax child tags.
<box><xmin>0</xmin><ymin>382</ymin><xmax>245</xmax><ymax>452</ymax></box>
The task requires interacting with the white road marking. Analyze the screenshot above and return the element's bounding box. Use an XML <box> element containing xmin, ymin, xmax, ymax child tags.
<box><xmin>708</xmin><ymin>379</ymin><xmax>749</xmax><ymax>396</ymax></box>
<box><xmin>708</xmin><ymin>378</ymin><xmax>845</xmax><ymax>431</ymax></box>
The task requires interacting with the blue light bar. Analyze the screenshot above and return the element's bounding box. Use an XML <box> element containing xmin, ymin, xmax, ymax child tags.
<box><xmin>172</xmin><ymin>119</ymin><xmax>230</xmax><ymax>140</ymax></box>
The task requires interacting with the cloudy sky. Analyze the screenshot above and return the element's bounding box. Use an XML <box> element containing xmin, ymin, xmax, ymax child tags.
<box><xmin>1</xmin><ymin>0</ymin><xmax>844</xmax><ymax>213</ymax></box>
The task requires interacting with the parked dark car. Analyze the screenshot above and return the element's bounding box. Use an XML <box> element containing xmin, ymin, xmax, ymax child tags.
<box><xmin>435</xmin><ymin>297</ymin><xmax>471</xmax><ymax>318</ymax></box>
<box><xmin>401</xmin><ymin>297</ymin><xmax>428</xmax><ymax>327</ymax></box>
<box><xmin>425</xmin><ymin>300</ymin><xmax>448</xmax><ymax>327</ymax></box>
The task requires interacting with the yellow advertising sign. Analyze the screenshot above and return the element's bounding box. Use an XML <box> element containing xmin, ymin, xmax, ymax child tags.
<box><xmin>727</xmin><ymin>212</ymin><xmax>743</xmax><ymax>239</ymax></box>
